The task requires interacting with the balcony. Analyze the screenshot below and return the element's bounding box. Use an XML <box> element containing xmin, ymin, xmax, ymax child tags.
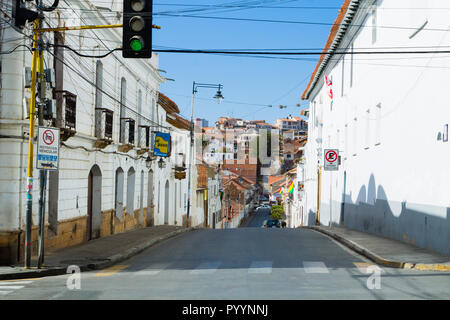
<box><xmin>136</xmin><ymin>125</ymin><xmax>150</xmax><ymax>155</ymax></box>
<box><xmin>94</xmin><ymin>108</ymin><xmax>113</xmax><ymax>149</ymax></box>
<box><xmin>55</xmin><ymin>90</ymin><xmax>77</xmax><ymax>141</ymax></box>
<box><xmin>118</xmin><ymin>118</ymin><xmax>135</xmax><ymax>153</ymax></box>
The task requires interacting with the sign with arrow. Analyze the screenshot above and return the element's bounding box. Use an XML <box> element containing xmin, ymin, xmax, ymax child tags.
<box><xmin>37</xmin><ymin>126</ymin><xmax>60</xmax><ymax>170</ymax></box>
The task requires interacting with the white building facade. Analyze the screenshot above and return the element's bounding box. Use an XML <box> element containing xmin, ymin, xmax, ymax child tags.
<box><xmin>302</xmin><ymin>0</ymin><xmax>450</xmax><ymax>255</ymax></box>
<box><xmin>0</xmin><ymin>0</ymin><xmax>191</xmax><ymax>264</ymax></box>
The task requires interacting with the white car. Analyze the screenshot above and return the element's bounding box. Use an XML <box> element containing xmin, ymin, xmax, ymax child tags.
<box><xmin>256</xmin><ymin>205</ymin><xmax>270</xmax><ymax>212</ymax></box>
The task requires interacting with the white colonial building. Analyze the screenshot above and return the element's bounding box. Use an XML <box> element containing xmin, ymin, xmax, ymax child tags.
<box><xmin>301</xmin><ymin>0</ymin><xmax>450</xmax><ymax>255</ymax></box>
<box><xmin>0</xmin><ymin>0</ymin><xmax>195</xmax><ymax>265</ymax></box>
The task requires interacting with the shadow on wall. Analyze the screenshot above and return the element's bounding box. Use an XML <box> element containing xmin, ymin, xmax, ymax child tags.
<box><xmin>307</xmin><ymin>210</ymin><xmax>316</xmax><ymax>227</ymax></box>
<box><xmin>335</xmin><ymin>173</ymin><xmax>449</xmax><ymax>256</ymax></box>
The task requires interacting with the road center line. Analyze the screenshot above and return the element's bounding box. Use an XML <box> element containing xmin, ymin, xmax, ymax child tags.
<box><xmin>248</xmin><ymin>261</ymin><xmax>273</xmax><ymax>274</ymax></box>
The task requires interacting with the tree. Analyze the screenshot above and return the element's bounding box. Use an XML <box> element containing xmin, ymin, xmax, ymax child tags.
<box><xmin>270</xmin><ymin>205</ymin><xmax>284</xmax><ymax>220</ymax></box>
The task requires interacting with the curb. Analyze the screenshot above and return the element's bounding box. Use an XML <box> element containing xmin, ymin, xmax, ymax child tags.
<box><xmin>304</xmin><ymin>226</ymin><xmax>450</xmax><ymax>272</ymax></box>
<box><xmin>0</xmin><ymin>227</ymin><xmax>197</xmax><ymax>280</ymax></box>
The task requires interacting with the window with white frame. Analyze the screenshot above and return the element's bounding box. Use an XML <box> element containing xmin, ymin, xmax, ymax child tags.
<box><xmin>371</xmin><ymin>3</ymin><xmax>377</xmax><ymax>44</ymax></box>
<box><xmin>365</xmin><ymin>108</ymin><xmax>371</xmax><ymax>149</ymax></box>
<box><xmin>344</xmin><ymin>124</ymin><xmax>348</xmax><ymax>159</ymax></box>
<box><xmin>350</xmin><ymin>43</ymin><xmax>354</xmax><ymax>88</ymax></box>
<box><xmin>341</xmin><ymin>57</ymin><xmax>345</xmax><ymax>97</ymax></box>
<box><xmin>375</xmin><ymin>103</ymin><xmax>381</xmax><ymax>145</ymax></box>
<box><xmin>353</xmin><ymin>117</ymin><xmax>358</xmax><ymax>156</ymax></box>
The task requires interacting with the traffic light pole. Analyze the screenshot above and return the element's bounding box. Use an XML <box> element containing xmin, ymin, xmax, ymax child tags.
<box><xmin>36</xmin><ymin>14</ymin><xmax>47</xmax><ymax>269</ymax></box>
<box><xmin>24</xmin><ymin>19</ymin><xmax>40</xmax><ymax>268</ymax></box>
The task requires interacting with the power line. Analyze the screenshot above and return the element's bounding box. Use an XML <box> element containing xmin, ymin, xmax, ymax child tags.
<box><xmin>0</xmin><ymin>44</ymin><xmax>32</xmax><ymax>54</ymax></box>
<box><xmin>153</xmin><ymin>48</ymin><xmax>450</xmax><ymax>55</ymax></box>
<box><xmin>45</xmin><ymin>47</ymin><xmax>169</xmax><ymax>130</ymax></box>
<box><xmin>153</xmin><ymin>12</ymin><xmax>450</xmax><ymax>33</ymax></box>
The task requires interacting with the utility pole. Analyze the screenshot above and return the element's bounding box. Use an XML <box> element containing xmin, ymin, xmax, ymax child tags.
<box><xmin>316</xmin><ymin>165</ymin><xmax>322</xmax><ymax>225</ymax></box>
<box><xmin>36</xmin><ymin>7</ymin><xmax>47</xmax><ymax>268</ymax></box>
<box><xmin>24</xmin><ymin>19</ymin><xmax>40</xmax><ymax>269</ymax></box>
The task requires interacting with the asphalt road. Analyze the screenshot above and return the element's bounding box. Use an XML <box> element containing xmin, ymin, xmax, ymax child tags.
<box><xmin>1</xmin><ymin>225</ymin><xmax>449</xmax><ymax>300</ymax></box>
<box><xmin>247</xmin><ymin>207</ymin><xmax>272</xmax><ymax>228</ymax></box>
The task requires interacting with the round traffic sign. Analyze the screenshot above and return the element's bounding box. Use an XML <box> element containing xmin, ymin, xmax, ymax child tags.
<box><xmin>325</xmin><ymin>150</ymin><xmax>338</xmax><ymax>163</ymax></box>
<box><xmin>43</xmin><ymin>129</ymin><xmax>55</xmax><ymax>145</ymax></box>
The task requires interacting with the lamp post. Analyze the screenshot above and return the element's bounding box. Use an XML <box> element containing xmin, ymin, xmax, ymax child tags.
<box><xmin>186</xmin><ymin>82</ymin><xmax>224</xmax><ymax>227</ymax></box>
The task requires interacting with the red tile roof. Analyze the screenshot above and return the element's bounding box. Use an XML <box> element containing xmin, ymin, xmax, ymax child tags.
<box><xmin>301</xmin><ymin>0</ymin><xmax>353</xmax><ymax>100</ymax></box>
<box><xmin>158</xmin><ymin>92</ymin><xmax>180</xmax><ymax>114</ymax></box>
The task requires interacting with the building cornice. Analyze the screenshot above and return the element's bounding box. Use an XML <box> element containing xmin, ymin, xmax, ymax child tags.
<box><xmin>301</xmin><ymin>0</ymin><xmax>361</xmax><ymax>100</ymax></box>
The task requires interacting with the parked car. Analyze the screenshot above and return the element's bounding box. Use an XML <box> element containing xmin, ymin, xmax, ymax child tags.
<box><xmin>265</xmin><ymin>219</ymin><xmax>280</xmax><ymax>228</ymax></box>
<box><xmin>256</xmin><ymin>204</ymin><xmax>270</xmax><ymax>212</ymax></box>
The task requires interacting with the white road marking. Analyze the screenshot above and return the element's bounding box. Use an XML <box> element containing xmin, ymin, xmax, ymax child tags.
<box><xmin>133</xmin><ymin>263</ymin><xmax>171</xmax><ymax>276</ymax></box>
<box><xmin>248</xmin><ymin>261</ymin><xmax>273</xmax><ymax>274</ymax></box>
<box><xmin>353</xmin><ymin>262</ymin><xmax>385</xmax><ymax>274</ymax></box>
<box><xmin>0</xmin><ymin>290</ymin><xmax>14</xmax><ymax>295</ymax></box>
<box><xmin>303</xmin><ymin>261</ymin><xmax>330</xmax><ymax>273</ymax></box>
<box><xmin>190</xmin><ymin>261</ymin><xmax>221</xmax><ymax>274</ymax></box>
<box><xmin>0</xmin><ymin>281</ymin><xmax>33</xmax><ymax>285</ymax></box>
<box><xmin>0</xmin><ymin>286</ymin><xmax>25</xmax><ymax>290</ymax></box>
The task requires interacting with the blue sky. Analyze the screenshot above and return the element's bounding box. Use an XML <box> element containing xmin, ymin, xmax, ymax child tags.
<box><xmin>153</xmin><ymin>0</ymin><xmax>343</xmax><ymax>126</ymax></box>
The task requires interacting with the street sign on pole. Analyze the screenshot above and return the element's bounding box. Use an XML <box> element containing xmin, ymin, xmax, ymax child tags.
<box><xmin>37</xmin><ymin>127</ymin><xmax>60</xmax><ymax>170</ymax></box>
<box><xmin>324</xmin><ymin>149</ymin><xmax>339</xmax><ymax>171</ymax></box>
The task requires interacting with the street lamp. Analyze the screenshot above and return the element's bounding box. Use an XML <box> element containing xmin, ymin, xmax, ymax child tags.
<box><xmin>186</xmin><ymin>81</ymin><xmax>224</xmax><ymax>227</ymax></box>
<box><xmin>158</xmin><ymin>158</ymin><xmax>166</xmax><ymax>168</ymax></box>
<box><xmin>145</xmin><ymin>155</ymin><xmax>153</xmax><ymax>168</ymax></box>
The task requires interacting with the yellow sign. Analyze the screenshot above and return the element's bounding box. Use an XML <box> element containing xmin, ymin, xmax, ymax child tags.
<box><xmin>155</xmin><ymin>136</ymin><xmax>168</xmax><ymax>153</ymax></box>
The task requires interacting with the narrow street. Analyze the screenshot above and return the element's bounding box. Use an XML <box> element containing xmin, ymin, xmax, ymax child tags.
<box><xmin>1</xmin><ymin>226</ymin><xmax>449</xmax><ymax>300</ymax></box>
<box><xmin>1</xmin><ymin>0</ymin><xmax>449</xmax><ymax>307</ymax></box>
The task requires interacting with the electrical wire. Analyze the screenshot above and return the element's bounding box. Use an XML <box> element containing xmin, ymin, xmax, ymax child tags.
<box><xmin>43</xmin><ymin>43</ymin><xmax>450</xmax><ymax>59</ymax></box>
<box><xmin>35</xmin><ymin>0</ymin><xmax>59</xmax><ymax>12</ymax></box>
<box><xmin>47</xmin><ymin>43</ymin><xmax>122</xmax><ymax>58</ymax></box>
<box><xmin>45</xmin><ymin>48</ymin><xmax>170</xmax><ymax>130</ymax></box>
<box><xmin>0</xmin><ymin>43</ymin><xmax>32</xmax><ymax>54</ymax></box>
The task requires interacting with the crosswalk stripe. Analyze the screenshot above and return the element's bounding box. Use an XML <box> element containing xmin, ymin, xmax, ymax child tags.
<box><xmin>248</xmin><ymin>261</ymin><xmax>272</xmax><ymax>274</ymax></box>
<box><xmin>303</xmin><ymin>261</ymin><xmax>330</xmax><ymax>273</ymax></box>
<box><xmin>133</xmin><ymin>263</ymin><xmax>171</xmax><ymax>276</ymax></box>
<box><xmin>0</xmin><ymin>286</ymin><xmax>25</xmax><ymax>290</ymax></box>
<box><xmin>353</xmin><ymin>262</ymin><xmax>384</xmax><ymax>274</ymax></box>
<box><xmin>190</xmin><ymin>261</ymin><xmax>221</xmax><ymax>274</ymax></box>
<box><xmin>134</xmin><ymin>270</ymin><xmax>162</xmax><ymax>276</ymax></box>
<box><xmin>0</xmin><ymin>291</ymin><xmax>14</xmax><ymax>295</ymax></box>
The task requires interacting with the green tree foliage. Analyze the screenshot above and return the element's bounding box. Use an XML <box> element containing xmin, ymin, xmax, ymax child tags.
<box><xmin>270</xmin><ymin>205</ymin><xmax>284</xmax><ymax>220</ymax></box>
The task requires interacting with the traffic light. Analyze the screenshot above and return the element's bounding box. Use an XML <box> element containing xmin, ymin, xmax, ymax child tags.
<box><xmin>12</xmin><ymin>0</ymin><xmax>39</xmax><ymax>29</ymax></box>
<box><xmin>123</xmin><ymin>0</ymin><xmax>152</xmax><ymax>58</ymax></box>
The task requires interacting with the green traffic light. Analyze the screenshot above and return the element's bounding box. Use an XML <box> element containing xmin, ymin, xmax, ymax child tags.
<box><xmin>130</xmin><ymin>37</ymin><xmax>144</xmax><ymax>52</ymax></box>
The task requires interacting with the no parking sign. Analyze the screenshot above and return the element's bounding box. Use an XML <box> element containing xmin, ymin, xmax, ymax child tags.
<box><xmin>324</xmin><ymin>149</ymin><xmax>339</xmax><ymax>171</ymax></box>
<box><xmin>37</xmin><ymin>127</ymin><xmax>60</xmax><ymax>170</ymax></box>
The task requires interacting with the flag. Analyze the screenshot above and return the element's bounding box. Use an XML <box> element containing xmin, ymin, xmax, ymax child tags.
<box><xmin>278</xmin><ymin>187</ymin><xmax>283</xmax><ymax>195</ymax></box>
<box><xmin>288</xmin><ymin>181</ymin><xmax>295</xmax><ymax>194</ymax></box>
<box><xmin>325</xmin><ymin>75</ymin><xmax>333</xmax><ymax>101</ymax></box>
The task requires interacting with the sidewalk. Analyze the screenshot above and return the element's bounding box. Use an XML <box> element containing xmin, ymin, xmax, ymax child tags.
<box><xmin>305</xmin><ymin>225</ymin><xmax>450</xmax><ymax>272</ymax></box>
<box><xmin>239</xmin><ymin>211</ymin><xmax>256</xmax><ymax>227</ymax></box>
<box><xmin>0</xmin><ymin>225</ymin><xmax>197</xmax><ymax>280</ymax></box>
